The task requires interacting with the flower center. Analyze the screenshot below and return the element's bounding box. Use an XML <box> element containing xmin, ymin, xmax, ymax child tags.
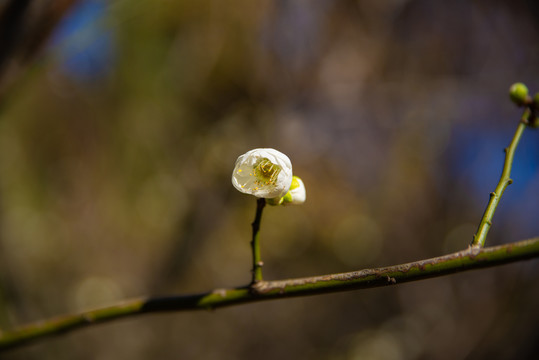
<box><xmin>254</xmin><ymin>158</ymin><xmax>281</xmax><ymax>185</ymax></box>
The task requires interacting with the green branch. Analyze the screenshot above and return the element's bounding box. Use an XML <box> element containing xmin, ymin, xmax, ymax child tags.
<box><xmin>1</xmin><ymin>237</ymin><xmax>538</xmax><ymax>351</ymax></box>
<box><xmin>472</xmin><ymin>108</ymin><xmax>531</xmax><ymax>247</ymax></box>
<box><xmin>251</xmin><ymin>198</ymin><xmax>266</xmax><ymax>284</ymax></box>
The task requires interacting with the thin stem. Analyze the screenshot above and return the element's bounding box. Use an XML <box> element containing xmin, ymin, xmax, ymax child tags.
<box><xmin>471</xmin><ymin>108</ymin><xmax>531</xmax><ymax>247</ymax></box>
<box><xmin>251</xmin><ymin>198</ymin><xmax>266</xmax><ymax>284</ymax></box>
<box><xmin>1</xmin><ymin>237</ymin><xmax>538</xmax><ymax>351</ymax></box>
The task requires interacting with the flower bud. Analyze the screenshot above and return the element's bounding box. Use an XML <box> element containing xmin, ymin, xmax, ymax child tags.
<box><xmin>283</xmin><ymin>176</ymin><xmax>306</xmax><ymax>205</ymax></box>
<box><xmin>266</xmin><ymin>176</ymin><xmax>306</xmax><ymax>206</ymax></box>
<box><xmin>232</xmin><ymin>148</ymin><xmax>293</xmax><ymax>199</ymax></box>
<box><xmin>509</xmin><ymin>83</ymin><xmax>529</xmax><ymax>106</ymax></box>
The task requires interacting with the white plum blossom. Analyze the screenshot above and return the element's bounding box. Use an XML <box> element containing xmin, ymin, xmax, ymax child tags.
<box><xmin>232</xmin><ymin>148</ymin><xmax>293</xmax><ymax>199</ymax></box>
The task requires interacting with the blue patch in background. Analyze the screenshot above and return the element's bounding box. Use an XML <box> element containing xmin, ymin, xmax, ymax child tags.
<box><xmin>449</xmin><ymin>122</ymin><xmax>539</xmax><ymax>238</ymax></box>
<box><xmin>49</xmin><ymin>0</ymin><xmax>115</xmax><ymax>82</ymax></box>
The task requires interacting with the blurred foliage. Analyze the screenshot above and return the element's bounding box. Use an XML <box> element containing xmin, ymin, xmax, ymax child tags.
<box><xmin>1</xmin><ymin>0</ymin><xmax>539</xmax><ymax>359</ymax></box>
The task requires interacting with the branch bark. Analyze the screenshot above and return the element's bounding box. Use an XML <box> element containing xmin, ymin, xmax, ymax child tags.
<box><xmin>1</xmin><ymin>237</ymin><xmax>538</xmax><ymax>351</ymax></box>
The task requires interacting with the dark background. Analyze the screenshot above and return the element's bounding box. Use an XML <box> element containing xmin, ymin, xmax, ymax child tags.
<box><xmin>1</xmin><ymin>0</ymin><xmax>538</xmax><ymax>359</ymax></box>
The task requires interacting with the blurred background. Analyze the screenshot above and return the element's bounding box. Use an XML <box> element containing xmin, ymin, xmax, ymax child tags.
<box><xmin>1</xmin><ymin>0</ymin><xmax>539</xmax><ymax>359</ymax></box>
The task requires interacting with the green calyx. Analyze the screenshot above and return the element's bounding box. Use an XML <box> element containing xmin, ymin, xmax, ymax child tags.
<box><xmin>509</xmin><ymin>83</ymin><xmax>529</xmax><ymax>106</ymax></box>
<box><xmin>266</xmin><ymin>191</ymin><xmax>292</xmax><ymax>206</ymax></box>
<box><xmin>266</xmin><ymin>196</ymin><xmax>284</xmax><ymax>206</ymax></box>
